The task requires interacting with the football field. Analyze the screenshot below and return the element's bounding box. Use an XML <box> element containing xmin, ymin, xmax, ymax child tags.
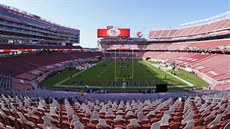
<box><xmin>40</xmin><ymin>60</ymin><xmax>209</xmax><ymax>91</ymax></box>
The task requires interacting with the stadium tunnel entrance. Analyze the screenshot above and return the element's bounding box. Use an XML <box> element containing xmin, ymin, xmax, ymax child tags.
<box><xmin>145</xmin><ymin>57</ymin><xmax>151</xmax><ymax>61</ymax></box>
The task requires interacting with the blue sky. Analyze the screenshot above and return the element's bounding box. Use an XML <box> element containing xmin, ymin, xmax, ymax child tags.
<box><xmin>1</xmin><ymin>0</ymin><xmax>229</xmax><ymax>47</ymax></box>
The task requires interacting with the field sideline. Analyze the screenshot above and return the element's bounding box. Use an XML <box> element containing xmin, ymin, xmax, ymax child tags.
<box><xmin>40</xmin><ymin>60</ymin><xmax>209</xmax><ymax>91</ymax></box>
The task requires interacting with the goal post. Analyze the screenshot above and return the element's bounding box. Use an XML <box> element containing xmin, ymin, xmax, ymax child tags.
<box><xmin>114</xmin><ymin>50</ymin><xmax>117</xmax><ymax>82</ymax></box>
<box><xmin>132</xmin><ymin>49</ymin><xmax>134</xmax><ymax>78</ymax></box>
<box><xmin>114</xmin><ymin>49</ymin><xmax>135</xmax><ymax>82</ymax></box>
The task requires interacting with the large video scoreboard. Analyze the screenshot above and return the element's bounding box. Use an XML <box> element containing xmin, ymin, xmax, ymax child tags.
<box><xmin>98</xmin><ymin>26</ymin><xmax>130</xmax><ymax>38</ymax></box>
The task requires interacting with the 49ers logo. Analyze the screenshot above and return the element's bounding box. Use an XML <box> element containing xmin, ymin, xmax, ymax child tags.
<box><xmin>106</xmin><ymin>28</ymin><xmax>121</xmax><ymax>36</ymax></box>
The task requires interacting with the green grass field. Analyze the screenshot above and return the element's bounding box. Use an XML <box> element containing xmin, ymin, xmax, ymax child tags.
<box><xmin>40</xmin><ymin>69</ymin><xmax>79</xmax><ymax>87</ymax></box>
<box><xmin>40</xmin><ymin>60</ymin><xmax>209</xmax><ymax>91</ymax></box>
<box><xmin>62</xmin><ymin>60</ymin><xmax>185</xmax><ymax>86</ymax></box>
<box><xmin>168</xmin><ymin>69</ymin><xmax>209</xmax><ymax>88</ymax></box>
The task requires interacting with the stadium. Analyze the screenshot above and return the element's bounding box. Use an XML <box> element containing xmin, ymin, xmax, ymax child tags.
<box><xmin>0</xmin><ymin>1</ymin><xmax>230</xmax><ymax>129</ymax></box>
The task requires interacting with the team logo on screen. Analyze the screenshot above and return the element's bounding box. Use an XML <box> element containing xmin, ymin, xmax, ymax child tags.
<box><xmin>107</xmin><ymin>28</ymin><xmax>121</xmax><ymax>36</ymax></box>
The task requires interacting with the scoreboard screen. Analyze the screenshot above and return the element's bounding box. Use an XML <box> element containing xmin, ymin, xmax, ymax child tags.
<box><xmin>98</xmin><ymin>28</ymin><xmax>130</xmax><ymax>38</ymax></box>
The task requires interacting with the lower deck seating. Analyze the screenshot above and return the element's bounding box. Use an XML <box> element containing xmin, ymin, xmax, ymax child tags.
<box><xmin>0</xmin><ymin>51</ymin><xmax>108</xmax><ymax>89</ymax></box>
<box><xmin>0</xmin><ymin>75</ymin><xmax>12</xmax><ymax>89</ymax></box>
<box><xmin>142</xmin><ymin>52</ymin><xmax>230</xmax><ymax>89</ymax></box>
<box><xmin>0</xmin><ymin>90</ymin><xmax>229</xmax><ymax>129</ymax></box>
<box><xmin>0</xmin><ymin>52</ymin><xmax>105</xmax><ymax>77</ymax></box>
<box><xmin>146</xmin><ymin>39</ymin><xmax>230</xmax><ymax>52</ymax></box>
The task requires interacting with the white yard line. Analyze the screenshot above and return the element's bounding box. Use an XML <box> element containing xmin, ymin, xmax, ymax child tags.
<box><xmin>54</xmin><ymin>60</ymin><xmax>194</xmax><ymax>88</ymax></box>
<box><xmin>54</xmin><ymin>84</ymin><xmax>191</xmax><ymax>88</ymax></box>
<box><xmin>145</xmin><ymin>61</ymin><xmax>194</xmax><ymax>87</ymax></box>
<box><xmin>54</xmin><ymin>61</ymin><xmax>104</xmax><ymax>86</ymax></box>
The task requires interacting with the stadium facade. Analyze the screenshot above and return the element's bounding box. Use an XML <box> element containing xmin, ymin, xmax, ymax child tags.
<box><xmin>99</xmin><ymin>13</ymin><xmax>230</xmax><ymax>52</ymax></box>
<box><xmin>0</xmin><ymin>4</ymin><xmax>80</xmax><ymax>45</ymax></box>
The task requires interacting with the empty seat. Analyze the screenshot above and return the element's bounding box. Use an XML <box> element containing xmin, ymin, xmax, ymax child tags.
<box><xmin>127</xmin><ymin>119</ymin><xmax>141</xmax><ymax>129</ymax></box>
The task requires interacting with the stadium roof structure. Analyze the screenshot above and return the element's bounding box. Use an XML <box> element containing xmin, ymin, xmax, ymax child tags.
<box><xmin>179</xmin><ymin>11</ymin><xmax>230</xmax><ymax>29</ymax></box>
<box><xmin>150</xmin><ymin>11</ymin><xmax>230</xmax><ymax>31</ymax></box>
<box><xmin>148</xmin><ymin>11</ymin><xmax>230</xmax><ymax>42</ymax></box>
